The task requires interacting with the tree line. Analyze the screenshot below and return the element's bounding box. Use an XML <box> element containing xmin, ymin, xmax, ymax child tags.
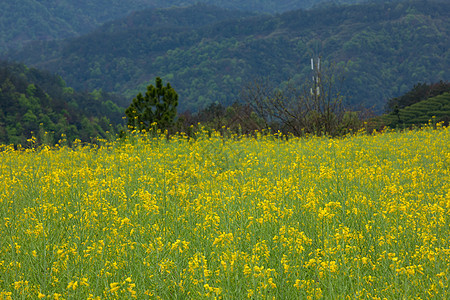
<box><xmin>126</xmin><ymin>74</ymin><xmax>449</xmax><ymax>139</ymax></box>
<box><xmin>1</xmin><ymin>60</ymin><xmax>448</xmax><ymax>146</ymax></box>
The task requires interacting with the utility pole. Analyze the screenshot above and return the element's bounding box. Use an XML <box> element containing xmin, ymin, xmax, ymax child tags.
<box><xmin>311</xmin><ymin>57</ymin><xmax>321</xmax><ymax>97</ymax></box>
<box><xmin>310</xmin><ymin>56</ymin><xmax>322</xmax><ymax>112</ymax></box>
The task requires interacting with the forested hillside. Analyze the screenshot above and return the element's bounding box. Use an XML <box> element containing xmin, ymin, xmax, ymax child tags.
<box><xmin>0</xmin><ymin>0</ymin><xmax>394</xmax><ymax>53</ymax></box>
<box><xmin>0</xmin><ymin>0</ymin><xmax>153</xmax><ymax>53</ymax></box>
<box><xmin>7</xmin><ymin>0</ymin><xmax>449</xmax><ymax>112</ymax></box>
<box><xmin>0</xmin><ymin>61</ymin><xmax>126</xmax><ymax>145</ymax></box>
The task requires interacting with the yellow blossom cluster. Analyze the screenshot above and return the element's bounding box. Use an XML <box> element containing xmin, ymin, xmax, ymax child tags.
<box><xmin>0</xmin><ymin>125</ymin><xmax>449</xmax><ymax>299</ymax></box>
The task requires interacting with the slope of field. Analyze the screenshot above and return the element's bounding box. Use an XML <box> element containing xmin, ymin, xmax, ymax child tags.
<box><xmin>383</xmin><ymin>92</ymin><xmax>450</xmax><ymax>127</ymax></box>
<box><xmin>0</xmin><ymin>126</ymin><xmax>449</xmax><ymax>298</ymax></box>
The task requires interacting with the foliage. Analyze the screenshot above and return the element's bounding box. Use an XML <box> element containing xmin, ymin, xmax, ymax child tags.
<box><xmin>1</xmin><ymin>126</ymin><xmax>449</xmax><ymax>298</ymax></box>
<box><xmin>385</xmin><ymin>81</ymin><xmax>450</xmax><ymax>113</ymax></box>
<box><xmin>0</xmin><ymin>0</ymin><xmax>380</xmax><ymax>53</ymax></box>
<box><xmin>125</xmin><ymin>77</ymin><xmax>178</xmax><ymax>131</ymax></box>
<box><xmin>239</xmin><ymin>61</ymin><xmax>367</xmax><ymax>136</ymax></box>
<box><xmin>175</xmin><ymin>102</ymin><xmax>265</xmax><ymax>136</ymax></box>
<box><xmin>0</xmin><ymin>61</ymin><xmax>126</xmax><ymax>145</ymax></box>
<box><xmin>382</xmin><ymin>92</ymin><xmax>450</xmax><ymax>128</ymax></box>
<box><xmin>7</xmin><ymin>0</ymin><xmax>449</xmax><ymax>113</ymax></box>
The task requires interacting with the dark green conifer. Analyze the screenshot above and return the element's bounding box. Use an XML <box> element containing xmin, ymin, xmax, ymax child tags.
<box><xmin>125</xmin><ymin>77</ymin><xmax>178</xmax><ymax>131</ymax></box>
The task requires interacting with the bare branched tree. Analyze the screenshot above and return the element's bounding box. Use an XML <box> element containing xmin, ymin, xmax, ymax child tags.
<box><xmin>241</xmin><ymin>61</ymin><xmax>349</xmax><ymax>136</ymax></box>
<box><xmin>239</xmin><ymin>77</ymin><xmax>274</xmax><ymax>130</ymax></box>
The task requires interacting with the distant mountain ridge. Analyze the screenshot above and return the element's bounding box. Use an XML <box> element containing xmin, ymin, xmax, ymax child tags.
<box><xmin>0</xmin><ymin>0</ymin><xmax>154</xmax><ymax>53</ymax></box>
<box><xmin>1</xmin><ymin>0</ymin><xmax>396</xmax><ymax>53</ymax></box>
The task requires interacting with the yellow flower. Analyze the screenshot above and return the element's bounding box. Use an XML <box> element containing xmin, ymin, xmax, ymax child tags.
<box><xmin>247</xmin><ymin>289</ymin><xmax>254</xmax><ymax>298</ymax></box>
<box><xmin>53</xmin><ymin>293</ymin><xmax>62</xmax><ymax>300</ymax></box>
<box><xmin>109</xmin><ymin>282</ymin><xmax>120</xmax><ymax>293</ymax></box>
<box><xmin>67</xmin><ymin>280</ymin><xmax>78</xmax><ymax>290</ymax></box>
<box><xmin>268</xmin><ymin>277</ymin><xmax>277</xmax><ymax>288</ymax></box>
<box><xmin>243</xmin><ymin>264</ymin><xmax>252</xmax><ymax>276</ymax></box>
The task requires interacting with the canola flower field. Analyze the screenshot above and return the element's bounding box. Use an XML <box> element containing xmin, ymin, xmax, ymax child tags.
<box><xmin>0</xmin><ymin>126</ymin><xmax>449</xmax><ymax>299</ymax></box>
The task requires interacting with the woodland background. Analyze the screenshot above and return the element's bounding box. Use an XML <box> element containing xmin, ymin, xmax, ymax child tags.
<box><xmin>0</xmin><ymin>0</ymin><xmax>449</xmax><ymax>143</ymax></box>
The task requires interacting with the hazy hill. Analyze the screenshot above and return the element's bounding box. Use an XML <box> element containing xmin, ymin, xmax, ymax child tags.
<box><xmin>0</xmin><ymin>0</ymin><xmax>154</xmax><ymax>53</ymax></box>
<box><xmin>1</xmin><ymin>0</ymin><xmax>393</xmax><ymax>53</ymax></box>
<box><xmin>6</xmin><ymin>0</ymin><xmax>450</xmax><ymax>112</ymax></box>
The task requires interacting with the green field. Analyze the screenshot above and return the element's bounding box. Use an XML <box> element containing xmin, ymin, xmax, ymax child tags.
<box><xmin>1</xmin><ymin>126</ymin><xmax>449</xmax><ymax>299</ymax></box>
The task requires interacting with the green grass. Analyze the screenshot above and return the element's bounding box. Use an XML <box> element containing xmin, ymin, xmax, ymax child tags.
<box><xmin>0</xmin><ymin>126</ymin><xmax>449</xmax><ymax>299</ymax></box>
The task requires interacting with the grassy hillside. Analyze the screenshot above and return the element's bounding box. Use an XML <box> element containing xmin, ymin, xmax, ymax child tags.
<box><xmin>7</xmin><ymin>0</ymin><xmax>449</xmax><ymax>112</ymax></box>
<box><xmin>382</xmin><ymin>92</ymin><xmax>450</xmax><ymax>127</ymax></box>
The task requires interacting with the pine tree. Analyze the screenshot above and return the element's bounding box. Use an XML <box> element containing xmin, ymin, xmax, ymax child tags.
<box><xmin>125</xmin><ymin>77</ymin><xmax>178</xmax><ymax>131</ymax></box>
